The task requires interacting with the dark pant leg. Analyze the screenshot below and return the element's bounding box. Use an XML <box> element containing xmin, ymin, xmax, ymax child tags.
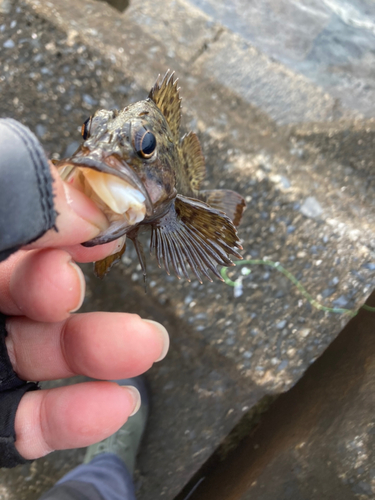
<box><xmin>39</xmin><ymin>453</ymin><xmax>136</xmax><ymax>500</ymax></box>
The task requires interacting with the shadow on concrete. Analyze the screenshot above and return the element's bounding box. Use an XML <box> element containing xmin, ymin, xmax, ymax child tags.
<box><xmin>97</xmin><ymin>0</ymin><xmax>129</xmax><ymax>12</ymax></box>
<box><xmin>178</xmin><ymin>290</ymin><xmax>375</xmax><ymax>500</ymax></box>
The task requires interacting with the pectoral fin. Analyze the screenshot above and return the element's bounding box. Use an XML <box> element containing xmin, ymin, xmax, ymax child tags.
<box><xmin>150</xmin><ymin>195</ymin><xmax>243</xmax><ymax>283</ymax></box>
<box><xmin>94</xmin><ymin>239</ymin><xmax>126</xmax><ymax>278</ymax></box>
<box><xmin>200</xmin><ymin>189</ymin><xmax>246</xmax><ymax>227</ymax></box>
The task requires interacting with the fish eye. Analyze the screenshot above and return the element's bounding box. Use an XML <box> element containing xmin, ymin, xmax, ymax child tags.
<box><xmin>134</xmin><ymin>128</ymin><xmax>156</xmax><ymax>159</ymax></box>
<box><xmin>81</xmin><ymin>117</ymin><xmax>92</xmax><ymax>140</ymax></box>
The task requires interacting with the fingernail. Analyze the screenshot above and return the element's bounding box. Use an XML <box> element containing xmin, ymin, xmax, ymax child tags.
<box><xmin>109</xmin><ymin>236</ymin><xmax>126</xmax><ymax>256</ymax></box>
<box><xmin>123</xmin><ymin>386</ymin><xmax>141</xmax><ymax>416</ymax></box>
<box><xmin>63</xmin><ymin>182</ymin><xmax>109</xmax><ymax>233</ymax></box>
<box><xmin>143</xmin><ymin>319</ymin><xmax>170</xmax><ymax>362</ymax></box>
<box><xmin>68</xmin><ymin>261</ymin><xmax>86</xmax><ymax>313</ymax></box>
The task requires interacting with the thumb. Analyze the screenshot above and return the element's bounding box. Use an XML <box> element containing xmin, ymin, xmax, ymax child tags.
<box><xmin>28</xmin><ymin>162</ymin><xmax>109</xmax><ymax>249</ymax></box>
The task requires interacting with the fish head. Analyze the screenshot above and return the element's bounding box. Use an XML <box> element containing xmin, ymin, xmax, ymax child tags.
<box><xmin>57</xmin><ymin>98</ymin><xmax>179</xmax><ymax>243</ymax></box>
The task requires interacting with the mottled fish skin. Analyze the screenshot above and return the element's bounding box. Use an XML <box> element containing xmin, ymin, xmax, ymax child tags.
<box><xmin>56</xmin><ymin>70</ymin><xmax>246</xmax><ymax>282</ymax></box>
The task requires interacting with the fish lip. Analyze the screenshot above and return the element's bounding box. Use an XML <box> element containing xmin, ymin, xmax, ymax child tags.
<box><xmin>58</xmin><ymin>152</ymin><xmax>154</xmax><ymax>216</ymax></box>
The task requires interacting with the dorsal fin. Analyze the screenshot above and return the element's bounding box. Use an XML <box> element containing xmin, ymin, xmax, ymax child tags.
<box><xmin>148</xmin><ymin>70</ymin><xmax>182</xmax><ymax>140</ymax></box>
<box><xmin>178</xmin><ymin>131</ymin><xmax>206</xmax><ymax>194</ymax></box>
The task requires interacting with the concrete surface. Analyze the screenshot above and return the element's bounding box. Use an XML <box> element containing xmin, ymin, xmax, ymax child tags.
<box><xmin>0</xmin><ymin>0</ymin><xmax>374</xmax><ymax>499</ymax></box>
<box><xmin>189</xmin><ymin>0</ymin><xmax>375</xmax><ymax>118</ymax></box>
<box><xmin>180</xmin><ymin>291</ymin><xmax>375</xmax><ymax>500</ymax></box>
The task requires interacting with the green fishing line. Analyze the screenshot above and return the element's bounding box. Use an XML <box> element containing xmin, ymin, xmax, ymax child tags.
<box><xmin>221</xmin><ymin>259</ymin><xmax>375</xmax><ymax>317</ymax></box>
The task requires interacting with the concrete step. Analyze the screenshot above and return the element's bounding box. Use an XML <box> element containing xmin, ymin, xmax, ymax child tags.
<box><xmin>185</xmin><ymin>0</ymin><xmax>375</xmax><ymax>119</ymax></box>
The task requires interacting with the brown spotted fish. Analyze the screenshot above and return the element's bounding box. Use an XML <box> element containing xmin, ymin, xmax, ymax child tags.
<box><xmin>56</xmin><ymin>71</ymin><xmax>246</xmax><ymax>282</ymax></box>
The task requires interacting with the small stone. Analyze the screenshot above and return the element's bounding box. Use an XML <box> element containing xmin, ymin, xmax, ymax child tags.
<box><xmin>3</xmin><ymin>39</ymin><xmax>15</xmax><ymax>49</ymax></box>
<box><xmin>363</xmin><ymin>263</ymin><xmax>375</xmax><ymax>271</ymax></box>
<box><xmin>234</xmin><ymin>281</ymin><xmax>243</xmax><ymax>298</ymax></box>
<box><xmin>82</xmin><ymin>94</ymin><xmax>98</xmax><ymax>106</ymax></box>
<box><xmin>278</xmin><ymin>176</ymin><xmax>290</xmax><ymax>188</ymax></box>
<box><xmin>300</xmin><ymin>329</ymin><xmax>311</xmax><ymax>338</ymax></box>
<box><xmin>332</xmin><ymin>296</ymin><xmax>348</xmax><ymax>308</ymax></box>
<box><xmin>277</xmin><ymin>360</ymin><xmax>288</xmax><ymax>371</ymax></box>
<box><xmin>195</xmin><ymin>313</ymin><xmax>207</xmax><ymax>320</ymax></box>
<box><xmin>321</xmin><ymin>288</ymin><xmax>336</xmax><ymax>298</ymax></box>
<box><xmin>184</xmin><ymin>295</ymin><xmax>193</xmax><ymax>305</ymax></box>
<box><xmin>276</xmin><ymin>320</ymin><xmax>286</xmax><ymax>329</ymax></box>
<box><xmin>115</xmin><ymin>84</ymin><xmax>129</xmax><ymax>95</ymax></box>
<box><xmin>329</xmin><ymin>276</ymin><xmax>340</xmax><ymax>286</ymax></box>
<box><xmin>35</xmin><ymin>124</ymin><xmax>46</xmax><ymax>138</ymax></box>
<box><xmin>300</xmin><ymin>197</ymin><xmax>323</xmax><ymax>219</ymax></box>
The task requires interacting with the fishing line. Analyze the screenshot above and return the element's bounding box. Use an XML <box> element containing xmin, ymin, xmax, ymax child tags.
<box><xmin>221</xmin><ymin>259</ymin><xmax>375</xmax><ymax>317</ymax></box>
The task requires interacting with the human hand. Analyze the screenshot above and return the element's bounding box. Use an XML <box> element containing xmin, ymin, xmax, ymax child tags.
<box><xmin>0</xmin><ymin>163</ymin><xmax>169</xmax><ymax>460</ymax></box>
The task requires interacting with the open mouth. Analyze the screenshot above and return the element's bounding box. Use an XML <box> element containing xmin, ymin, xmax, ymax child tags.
<box><xmin>76</xmin><ymin>169</ymin><xmax>146</xmax><ymax>224</ymax></box>
<box><xmin>57</xmin><ymin>153</ymin><xmax>153</xmax><ymax>227</ymax></box>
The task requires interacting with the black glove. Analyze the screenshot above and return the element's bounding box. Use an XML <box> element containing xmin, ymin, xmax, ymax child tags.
<box><xmin>0</xmin><ymin>118</ymin><xmax>56</xmax><ymax>467</ymax></box>
<box><xmin>0</xmin><ymin>314</ymin><xmax>40</xmax><ymax>467</ymax></box>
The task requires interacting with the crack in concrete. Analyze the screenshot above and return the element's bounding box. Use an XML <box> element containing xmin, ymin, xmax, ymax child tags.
<box><xmin>188</xmin><ymin>26</ymin><xmax>225</xmax><ymax>66</ymax></box>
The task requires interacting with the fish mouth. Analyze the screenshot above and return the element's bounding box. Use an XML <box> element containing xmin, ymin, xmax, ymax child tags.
<box><xmin>57</xmin><ymin>151</ymin><xmax>153</xmax><ymax>227</ymax></box>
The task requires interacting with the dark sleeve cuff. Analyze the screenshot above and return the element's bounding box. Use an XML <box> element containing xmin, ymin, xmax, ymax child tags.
<box><xmin>0</xmin><ymin>118</ymin><xmax>56</xmax><ymax>261</ymax></box>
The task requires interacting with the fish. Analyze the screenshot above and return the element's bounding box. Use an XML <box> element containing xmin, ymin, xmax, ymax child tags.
<box><xmin>56</xmin><ymin>70</ymin><xmax>246</xmax><ymax>283</ymax></box>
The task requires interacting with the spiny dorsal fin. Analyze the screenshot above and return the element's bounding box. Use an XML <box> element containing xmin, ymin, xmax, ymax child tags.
<box><xmin>178</xmin><ymin>131</ymin><xmax>206</xmax><ymax>194</ymax></box>
<box><xmin>148</xmin><ymin>70</ymin><xmax>181</xmax><ymax>140</ymax></box>
<box><xmin>200</xmin><ymin>189</ymin><xmax>246</xmax><ymax>227</ymax></box>
<box><xmin>150</xmin><ymin>195</ymin><xmax>243</xmax><ymax>283</ymax></box>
